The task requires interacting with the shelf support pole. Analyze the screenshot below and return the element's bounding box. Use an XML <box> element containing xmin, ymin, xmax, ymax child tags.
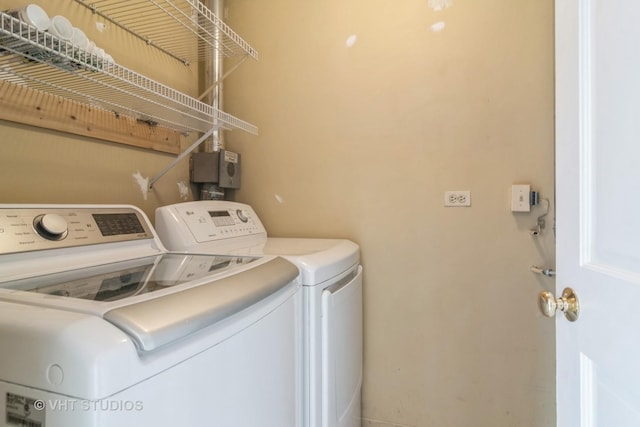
<box><xmin>148</xmin><ymin>128</ymin><xmax>215</xmax><ymax>189</ymax></box>
<box><xmin>198</xmin><ymin>55</ymin><xmax>248</xmax><ymax>101</ymax></box>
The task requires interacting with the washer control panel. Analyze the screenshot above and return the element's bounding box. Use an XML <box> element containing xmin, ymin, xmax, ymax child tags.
<box><xmin>0</xmin><ymin>206</ymin><xmax>154</xmax><ymax>255</ymax></box>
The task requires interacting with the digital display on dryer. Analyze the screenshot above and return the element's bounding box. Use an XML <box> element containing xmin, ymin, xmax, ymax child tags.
<box><xmin>208</xmin><ymin>210</ymin><xmax>234</xmax><ymax>226</ymax></box>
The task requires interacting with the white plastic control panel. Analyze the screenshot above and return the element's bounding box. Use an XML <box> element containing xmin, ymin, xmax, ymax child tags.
<box><xmin>183</xmin><ymin>206</ymin><xmax>262</xmax><ymax>243</ymax></box>
<box><xmin>155</xmin><ymin>201</ymin><xmax>267</xmax><ymax>251</ymax></box>
<box><xmin>0</xmin><ymin>206</ymin><xmax>154</xmax><ymax>255</ymax></box>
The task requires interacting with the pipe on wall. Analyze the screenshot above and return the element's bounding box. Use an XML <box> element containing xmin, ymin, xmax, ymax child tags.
<box><xmin>205</xmin><ymin>0</ymin><xmax>224</xmax><ymax>153</ymax></box>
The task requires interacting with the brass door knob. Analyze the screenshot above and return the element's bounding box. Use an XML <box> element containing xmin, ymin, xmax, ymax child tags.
<box><xmin>539</xmin><ymin>287</ymin><xmax>580</xmax><ymax>322</ymax></box>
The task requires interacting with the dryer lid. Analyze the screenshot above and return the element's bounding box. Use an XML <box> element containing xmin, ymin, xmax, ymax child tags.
<box><xmin>263</xmin><ymin>238</ymin><xmax>360</xmax><ymax>286</ymax></box>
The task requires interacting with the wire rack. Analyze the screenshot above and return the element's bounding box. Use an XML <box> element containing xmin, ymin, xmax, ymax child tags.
<box><xmin>0</xmin><ymin>3</ymin><xmax>258</xmax><ymax>135</ymax></box>
<box><xmin>74</xmin><ymin>0</ymin><xmax>258</xmax><ymax>65</ymax></box>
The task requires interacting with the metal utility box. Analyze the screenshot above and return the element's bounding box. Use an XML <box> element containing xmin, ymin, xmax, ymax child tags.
<box><xmin>218</xmin><ymin>150</ymin><xmax>241</xmax><ymax>189</ymax></box>
<box><xmin>190</xmin><ymin>150</ymin><xmax>240</xmax><ymax>189</ymax></box>
<box><xmin>190</xmin><ymin>152</ymin><xmax>220</xmax><ymax>183</ymax></box>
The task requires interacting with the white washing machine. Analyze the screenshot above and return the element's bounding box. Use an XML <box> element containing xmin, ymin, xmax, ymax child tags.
<box><xmin>156</xmin><ymin>200</ymin><xmax>363</xmax><ymax>427</ymax></box>
<box><xmin>0</xmin><ymin>204</ymin><xmax>302</xmax><ymax>427</ymax></box>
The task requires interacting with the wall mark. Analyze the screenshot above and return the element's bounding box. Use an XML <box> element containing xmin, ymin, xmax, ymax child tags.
<box><xmin>132</xmin><ymin>170</ymin><xmax>149</xmax><ymax>200</ymax></box>
<box><xmin>177</xmin><ymin>181</ymin><xmax>189</xmax><ymax>200</ymax></box>
<box><xmin>428</xmin><ymin>0</ymin><xmax>453</xmax><ymax>11</ymax></box>
<box><xmin>346</xmin><ymin>34</ymin><xmax>357</xmax><ymax>48</ymax></box>
<box><xmin>430</xmin><ymin>21</ymin><xmax>446</xmax><ymax>32</ymax></box>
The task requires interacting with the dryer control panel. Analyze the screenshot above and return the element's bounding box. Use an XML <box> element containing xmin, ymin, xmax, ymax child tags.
<box><xmin>156</xmin><ymin>201</ymin><xmax>267</xmax><ymax>250</ymax></box>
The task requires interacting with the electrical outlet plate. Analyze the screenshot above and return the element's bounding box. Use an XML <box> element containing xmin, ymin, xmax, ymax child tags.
<box><xmin>444</xmin><ymin>191</ymin><xmax>471</xmax><ymax>207</ymax></box>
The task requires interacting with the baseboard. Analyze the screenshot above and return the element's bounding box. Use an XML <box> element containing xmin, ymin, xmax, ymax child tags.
<box><xmin>361</xmin><ymin>417</ymin><xmax>416</xmax><ymax>427</ymax></box>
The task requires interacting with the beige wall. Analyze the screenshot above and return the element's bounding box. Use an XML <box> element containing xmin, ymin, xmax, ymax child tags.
<box><xmin>0</xmin><ymin>0</ymin><xmax>200</xmax><ymax>219</ymax></box>
<box><xmin>0</xmin><ymin>121</ymin><xmax>194</xmax><ymax>218</ymax></box>
<box><xmin>224</xmin><ymin>1</ymin><xmax>556</xmax><ymax>426</ymax></box>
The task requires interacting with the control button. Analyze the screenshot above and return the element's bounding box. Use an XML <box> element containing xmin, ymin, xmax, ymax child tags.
<box><xmin>34</xmin><ymin>214</ymin><xmax>68</xmax><ymax>241</ymax></box>
<box><xmin>236</xmin><ymin>209</ymin><xmax>249</xmax><ymax>223</ymax></box>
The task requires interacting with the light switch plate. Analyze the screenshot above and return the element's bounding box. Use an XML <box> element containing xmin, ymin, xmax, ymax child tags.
<box><xmin>511</xmin><ymin>185</ymin><xmax>531</xmax><ymax>212</ymax></box>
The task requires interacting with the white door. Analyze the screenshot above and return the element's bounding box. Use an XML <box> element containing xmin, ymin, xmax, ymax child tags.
<box><xmin>555</xmin><ymin>0</ymin><xmax>640</xmax><ymax>426</ymax></box>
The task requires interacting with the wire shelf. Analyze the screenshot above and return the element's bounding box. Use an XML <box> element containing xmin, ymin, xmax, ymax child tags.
<box><xmin>0</xmin><ymin>12</ymin><xmax>258</xmax><ymax>135</ymax></box>
<box><xmin>74</xmin><ymin>0</ymin><xmax>258</xmax><ymax>65</ymax></box>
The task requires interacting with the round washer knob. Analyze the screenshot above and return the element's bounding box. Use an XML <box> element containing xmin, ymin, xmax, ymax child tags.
<box><xmin>236</xmin><ymin>209</ymin><xmax>249</xmax><ymax>223</ymax></box>
<box><xmin>34</xmin><ymin>214</ymin><xmax>68</xmax><ymax>240</ymax></box>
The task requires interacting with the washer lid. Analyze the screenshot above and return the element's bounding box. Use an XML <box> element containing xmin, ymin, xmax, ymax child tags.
<box><xmin>0</xmin><ymin>253</ymin><xmax>298</xmax><ymax>351</ymax></box>
<box><xmin>104</xmin><ymin>256</ymin><xmax>298</xmax><ymax>351</ymax></box>
<box><xmin>263</xmin><ymin>238</ymin><xmax>360</xmax><ymax>286</ymax></box>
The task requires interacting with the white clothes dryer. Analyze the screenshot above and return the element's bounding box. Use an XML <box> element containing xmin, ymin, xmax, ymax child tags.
<box><xmin>0</xmin><ymin>204</ymin><xmax>301</xmax><ymax>427</ymax></box>
<box><xmin>156</xmin><ymin>201</ymin><xmax>363</xmax><ymax>427</ymax></box>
